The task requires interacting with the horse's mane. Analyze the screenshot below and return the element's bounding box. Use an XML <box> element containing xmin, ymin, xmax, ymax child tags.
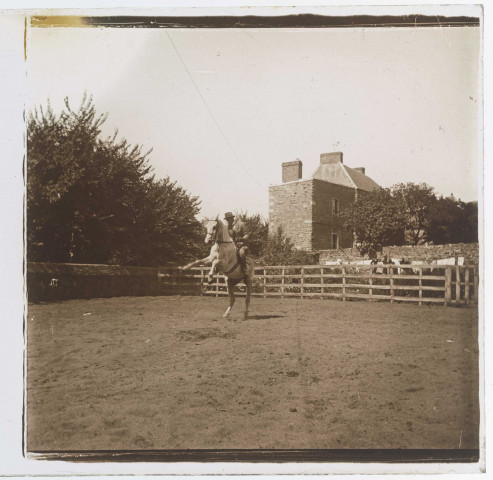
<box><xmin>215</xmin><ymin>218</ymin><xmax>233</xmax><ymax>243</ymax></box>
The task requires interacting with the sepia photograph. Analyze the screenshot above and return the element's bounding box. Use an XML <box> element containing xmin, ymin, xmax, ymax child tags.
<box><xmin>11</xmin><ymin>2</ymin><xmax>485</xmax><ymax>472</ymax></box>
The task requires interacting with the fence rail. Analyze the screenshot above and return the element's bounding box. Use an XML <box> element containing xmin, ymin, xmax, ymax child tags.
<box><xmin>158</xmin><ymin>264</ymin><xmax>478</xmax><ymax>306</ymax></box>
<box><xmin>26</xmin><ymin>262</ymin><xmax>478</xmax><ymax>306</ymax></box>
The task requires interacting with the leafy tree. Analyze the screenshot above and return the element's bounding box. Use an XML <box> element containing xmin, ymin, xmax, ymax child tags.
<box><xmin>340</xmin><ymin>188</ymin><xmax>406</xmax><ymax>255</ymax></box>
<box><xmin>427</xmin><ymin>197</ymin><xmax>478</xmax><ymax>244</ymax></box>
<box><xmin>341</xmin><ymin>183</ymin><xmax>478</xmax><ymax>251</ymax></box>
<box><xmin>259</xmin><ymin>226</ymin><xmax>317</xmax><ymax>265</ymax></box>
<box><xmin>27</xmin><ymin>94</ymin><xmax>204</xmax><ymax>266</ymax></box>
<box><xmin>391</xmin><ymin>182</ymin><xmax>436</xmax><ymax>245</ymax></box>
<box><xmin>235</xmin><ymin>211</ymin><xmax>269</xmax><ymax>257</ymax></box>
<box><xmin>460</xmin><ymin>201</ymin><xmax>479</xmax><ymax>243</ymax></box>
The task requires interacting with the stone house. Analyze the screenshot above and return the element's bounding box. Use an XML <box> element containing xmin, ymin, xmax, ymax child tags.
<box><xmin>268</xmin><ymin>152</ymin><xmax>380</xmax><ymax>251</ymax></box>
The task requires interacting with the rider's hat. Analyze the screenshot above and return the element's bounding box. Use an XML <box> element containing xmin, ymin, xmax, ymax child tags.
<box><xmin>224</xmin><ymin>212</ymin><xmax>235</xmax><ymax>220</ymax></box>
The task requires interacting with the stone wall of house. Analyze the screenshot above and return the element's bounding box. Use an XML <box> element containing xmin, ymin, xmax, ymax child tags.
<box><xmin>269</xmin><ymin>180</ymin><xmax>313</xmax><ymax>250</ymax></box>
<box><xmin>318</xmin><ymin>243</ymin><xmax>480</xmax><ymax>265</ymax></box>
<box><xmin>311</xmin><ymin>179</ymin><xmax>355</xmax><ymax>250</ymax></box>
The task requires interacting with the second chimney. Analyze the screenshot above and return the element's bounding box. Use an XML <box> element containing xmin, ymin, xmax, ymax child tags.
<box><xmin>282</xmin><ymin>159</ymin><xmax>302</xmax><ymax>183</ymax></box>
<box><xmin>320</xmin><ymin>152</ymin><xmax>343</xmax><ymax>164</ymax></box>
<box><xmin>354</xmin><ymin>167</ymin><xmax>366</xmax><ymax>175</ymax></box>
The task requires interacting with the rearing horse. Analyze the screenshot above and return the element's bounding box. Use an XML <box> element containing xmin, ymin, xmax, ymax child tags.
<box><xmin>182</xmin><ymin>218</ymin><xmax>254</xmax><ymax>319</ymax></box>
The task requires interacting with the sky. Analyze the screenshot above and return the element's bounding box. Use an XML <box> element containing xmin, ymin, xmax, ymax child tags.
<box><xmin>27</xmin><ymin>22</ymin><xmax>480</xmax><ymax>219</ymax></box>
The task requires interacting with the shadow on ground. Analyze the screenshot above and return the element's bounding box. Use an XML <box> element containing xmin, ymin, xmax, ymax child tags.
<box><xmin>247</xmin><ymin>314</ymin><xmax>285</xmax><ymax>320</ymax></box>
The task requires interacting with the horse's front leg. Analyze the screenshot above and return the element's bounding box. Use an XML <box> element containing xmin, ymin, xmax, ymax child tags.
<box><xmin>182</xmin><ymin>255</ymin><xmax>213</xmax><ymax>270</ymax></box>
<box><xmin>223</xmin><ymin>278</ymin><xmax>236</xmax><ymax>318</ymax></box>
<box><xmin>207</xmin><ymin>259</ymin><xmax>220</xmax><ymax>284</ymax></box>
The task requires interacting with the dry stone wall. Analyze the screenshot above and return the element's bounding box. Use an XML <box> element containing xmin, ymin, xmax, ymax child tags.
<box><xmin>318</xmin><ymin>243</ymin><xmax>479</xmax><ymax>265</ymax></box>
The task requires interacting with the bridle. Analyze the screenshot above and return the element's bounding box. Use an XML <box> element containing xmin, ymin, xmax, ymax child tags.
<box><xmin>209</xmin><ymin>219</ymin><xmax>234</xmax><ymax>244</ymax></box>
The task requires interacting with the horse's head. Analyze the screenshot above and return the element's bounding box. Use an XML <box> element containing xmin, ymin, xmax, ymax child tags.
<box><xmin>204</xmin><ymin>217</ymin><xmax>220</xmax><ymax>244</ymax></box>
<box><xmin>204</xmin><ymin>216</ymin><xmax>230</xmax><ymax>244</ymax></box>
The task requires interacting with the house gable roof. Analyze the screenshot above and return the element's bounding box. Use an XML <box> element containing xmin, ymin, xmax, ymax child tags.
<box><xmin>343</xmin><ymin>166</ymin><xmax>380</xmax><ymax>191</ymax></box>
<box><xmin>312</xmin><ymin>162</ymin><xmax>354</xmax><ymax>188</ymax></box>
<box><xmin>312</xmin><ymin>162</ymin><xmax>379</xmax><ymax>192</ymax></box>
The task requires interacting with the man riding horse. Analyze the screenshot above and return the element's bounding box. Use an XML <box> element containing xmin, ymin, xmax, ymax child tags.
<box><xmin>182</xmin><ymin>213</ymin><xmax>254</xmax><ymax>319</ymax></box>
<box><xmin>224</xmin><ymin>212</ymin><xmax>250</xmax><ymax>277</ymax></box>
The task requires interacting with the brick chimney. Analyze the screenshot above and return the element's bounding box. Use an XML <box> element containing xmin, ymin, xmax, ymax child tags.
<box><xmin>320</xmin><ymin>152</ymin><xmax>343</xmax><ymax>164</ymax></box>
<box><xmin>282</xmin><ymin>159</ymin><xmax>302</xmax><ymax>183</ymax></box>
<box><xmin>354</xmin><ymin>167</ymin><xmax>366</xmax><ymax>175</ymax></box>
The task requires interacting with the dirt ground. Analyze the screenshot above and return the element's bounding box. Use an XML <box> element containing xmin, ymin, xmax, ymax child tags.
<box><xmin>26</xmin><ymin>295</ymin><xmax>479</xmax><ymax>451</ymax></box>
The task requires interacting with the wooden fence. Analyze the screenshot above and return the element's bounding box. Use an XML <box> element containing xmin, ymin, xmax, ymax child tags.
<box><xmin>28</xmin><ymin>262</ymin><xmax>163</xmax><ymax>301</ymax></box>
<box><xmin>158</xmin><ymin>264</ymin><xmax>479</xmax><ymax>306</ymax></box>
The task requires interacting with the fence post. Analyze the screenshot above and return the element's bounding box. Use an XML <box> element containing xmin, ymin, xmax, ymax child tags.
<box><xmin>464</xmin><ymin>267</ymin><xmax>470</xmax><ymax>304</ymax></box>
<box><xmin>418</xmin><ymin>267</ymin><xmax>423</xmax><ymax>306</ymax></box>
<box><xmin>263</xmin><ymin>268</ymin><xmax>267</xmax><ymax>298</ymax></box>
<box><xmin>445</xmin><ymin>267</ymin><xmax>452</xmax><ymax>306</ymax></box>
<box><xmin>369</xmin><ymin>266</ymin><xmax>373</xmax><ymax>300</ymax></box>
<box><xmin>342</xmin><ymin>266</ymin><xmax>346</xmax><ymax>302</ymax></box>
<box><xmin>203</xmin><ymin>267</ymin><xmax>209</xmax><ymax>296</ymax></box>
<box><xmin>390</xmin><ymin>268</ymin><xmax>394</xmax><ymax>304</ymax></box>
<box><xmin>170</xmin><ymin>268</ymin><xmax>175</xmax><ymax>293</ymax></box>
<box><xmin>215</xmin><ymin>275</ymin><xmax>219</xmax><ymax>298</ymax></box>
<box><xmin>474</xmin><ymin>266</ymin><xmax>479</xmax><ymax>304</ymax></box>
<box><xmin>301</xmin><ymin>267</ymin><xmax>304</xmax><ymax>299</ymax></box>
<box><xmin>455</xmin><ymin>266</ymin><xmax>461</xmax><ymax>305</ymax></box>
<box><xmin>281</xmin><ymin>267</ymin><xmax>285</xmax><ymax>298</ymax></box>
<box><xmin>321</xmin><ymin>267</ymin><xmax>324</xmax><ymax>298</ymax></box>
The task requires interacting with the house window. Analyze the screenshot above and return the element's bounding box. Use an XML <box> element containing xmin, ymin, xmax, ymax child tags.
<box><xmin>332</xmin><ymin>233</ymin><xmax>339</xmax><ymax>250</ymax></box>
<box><xmin>332</xmin><ymin>198</ymin><xmax>339</xmax><ymax>215</ymax></box>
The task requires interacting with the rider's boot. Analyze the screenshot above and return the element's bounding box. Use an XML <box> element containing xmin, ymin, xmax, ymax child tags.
<box><xmin>238</xmin><ymin>246</ymin><xmax>249</xmax><ymax>279</ymax></box>
<box><xmin>240</xmin><ymin>256</ymin><xmax>249</xmax><ymax>280</ymax></box>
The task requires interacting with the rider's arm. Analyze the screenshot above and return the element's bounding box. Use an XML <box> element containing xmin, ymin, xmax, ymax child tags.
<box><xmin>234</xmin><ymin>221</ymin><xmax>248</xmax><ymax>242</ymax></box>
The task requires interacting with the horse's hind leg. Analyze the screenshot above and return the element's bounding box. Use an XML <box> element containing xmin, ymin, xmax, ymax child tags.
<box><xmin>223</xmin><ymin>278</ymin><xmax>236</xmax><ymax>318</ymax></box>
<box><xmin>244</xmin><ymin>278</ymin><xmax>252</xmax><ymax>320</ymax></box>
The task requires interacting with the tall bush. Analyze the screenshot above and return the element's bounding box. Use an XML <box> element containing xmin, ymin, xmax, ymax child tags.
<box><xmin>27</xmin><ymin>94</ymin><xmax>204</xmax><ymax>266</ymax></box>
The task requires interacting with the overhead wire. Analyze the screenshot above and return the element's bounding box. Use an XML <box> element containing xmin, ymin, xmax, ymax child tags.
<box><xmin>165</xmin><ymin>30</ymin><xmax>262</xmax><ymax>188</ymax></box>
